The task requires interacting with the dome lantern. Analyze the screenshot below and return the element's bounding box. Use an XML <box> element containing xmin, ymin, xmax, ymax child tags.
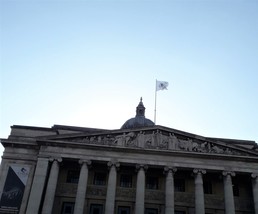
<box><xmin>121</xmin><ymin>98</ymin><xmax>155</xmax><ymax>129</ymax></box>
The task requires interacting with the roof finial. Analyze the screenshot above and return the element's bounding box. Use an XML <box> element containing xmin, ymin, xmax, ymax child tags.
<box><xmin>140</xmin><ymin>97</ymin><xmax>142</xmax><ymax>102</ymax></box>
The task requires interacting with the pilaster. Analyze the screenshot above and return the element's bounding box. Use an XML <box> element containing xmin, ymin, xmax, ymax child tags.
<box><xmin>26</xmin><ymin>157</ymin><xmax>49</xmax><ymax>214</ymax></box>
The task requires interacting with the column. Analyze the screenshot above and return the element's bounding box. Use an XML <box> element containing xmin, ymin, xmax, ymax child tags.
<box><xmin>164</xmin><ymin>166</ymin><xmax>177</xmax><ymax>214</ymax></box>
<box><xmin>105</xmin><ymin>161</ymin><xmax>120</xmax><ymax>214</ymax></box>
<box><xmin>74</xmin><ymin>160</ymin><xmax>91</xmax><ymax>214</ymax></box>
<box><xmin>26</xmin><ymin>157</ymin><xmax>49</xmax><ymax>214</ymax></box>
<box><xmin>193</xmin><ymin>169</ymin><xmax>206</xmax><ymax>214</ymax></box>
<box><xmin>222</xmin><ymin>171</ymin><xmax>236</xmax><ymax>214</ymax></box>
<box><xmin>135</xmin><ymin>164</ymin><xmax>148</xmax><ymax>214</ymax></box>
<box><xmin>252</xmin><ymin>173</ymin><xmax>258</xmax><ymax>214</ymax></box>
<box><xmin>42</xmin><ymin>158</ymin><xmax>62</xmax><ymax>214</ymax></box>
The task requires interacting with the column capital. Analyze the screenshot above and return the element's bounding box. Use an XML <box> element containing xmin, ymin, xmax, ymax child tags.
<box><xmin>251</xmin><ymin>173</ymin><xmax>258</xmax><ymax>179</ymax></box>
<box><xmin>136</xmin><ymin>164</ymin><xmax>148</xmax><ymax>172</ymax></box>
<box><xmin>222</xmin><ymin>171</ymin><xmax>236</xmax><ymax>177</ymax></box>
<box><xmin>193</xmin><ymin>169</ymin><xmax>206</xmax><ymax>175</ymax></box>
<box><xmin>107</xmin><ymin>161</ymin><xmax>120</xmax><ymax>169</ymax></box>
<box><xmin>164</xmin><ymin>166</ymin><xmax>177</xmax><ymax>174</ymax></box>
<box><xmin>49</xmin><ymin>157</ymin><xmax>62</xmax><ymax>163</ymax></box>
<box><xmin>78</xmin><ymin>159</ymin><xmax>92</xmax><ymax>165</ymax></box>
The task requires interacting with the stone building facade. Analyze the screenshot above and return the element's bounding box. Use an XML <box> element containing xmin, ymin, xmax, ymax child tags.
<box><xmin>0</xmin><ymin>100</ymin><xmax>258</xmax><ymax>214</ymax></box>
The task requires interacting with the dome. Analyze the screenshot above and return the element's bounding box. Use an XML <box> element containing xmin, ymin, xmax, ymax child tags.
<box><xmin>121</xmin><ymin>98</ymin><xmax>155</xmax><ymax>129</ymax></box>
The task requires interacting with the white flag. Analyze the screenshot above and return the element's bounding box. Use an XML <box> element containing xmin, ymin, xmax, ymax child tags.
<box><xmin>156</xmin><ymin>80</ymin><xmax>169</xmax><ymax>91</ymax></box>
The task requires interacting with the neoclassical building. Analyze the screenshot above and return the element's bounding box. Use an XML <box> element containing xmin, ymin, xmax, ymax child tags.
<box><xmin>0</xmin><ymin>99</ymin><xmax>258</xmax><ymax>214</ymax></box>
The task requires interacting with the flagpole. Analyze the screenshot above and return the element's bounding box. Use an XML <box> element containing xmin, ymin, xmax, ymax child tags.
<box><xmin>154</xmin><ymin>79</ymin><xmax>157</xmax><ymax>124</ymax></box>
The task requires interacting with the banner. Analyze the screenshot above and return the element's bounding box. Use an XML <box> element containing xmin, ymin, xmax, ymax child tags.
<box><xmin>0</xmin><ymin>165</ymin><xmax>30</xmax><ymax>213</ymax></box>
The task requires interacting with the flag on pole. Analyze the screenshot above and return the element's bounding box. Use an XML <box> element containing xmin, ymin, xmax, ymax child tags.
<box><xmin>156</xmin><ymin>80</ymin><xmax>169</xmax><ymax>91</ymax></box>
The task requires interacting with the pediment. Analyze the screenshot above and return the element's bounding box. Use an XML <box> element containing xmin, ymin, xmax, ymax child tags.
<box><xmin>39</xmin><ymin>126</ymin><xmax>258</xmax><ymax>157</ymax></box>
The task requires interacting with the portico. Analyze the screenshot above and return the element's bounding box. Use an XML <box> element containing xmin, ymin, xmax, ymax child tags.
<box><xmin>24</xmin><ymin>148</ymin><xmax>257</xmax><ymax>214</ymax></box>
<box><xmin>0</xmin><ymin>99</ymin><xmax>257</xmax><ymax>214</ymax></box>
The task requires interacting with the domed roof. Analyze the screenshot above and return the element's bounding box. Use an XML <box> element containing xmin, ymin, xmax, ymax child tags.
<box><xmin>121</xmin><ymin>98</ymin><xmax>155</xmax><ymax>129</ymax></box>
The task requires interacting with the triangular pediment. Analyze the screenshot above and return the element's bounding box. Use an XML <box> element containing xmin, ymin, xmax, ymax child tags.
<box><xmin>38</xmin><ymin>126</ymin><xmax>258</xmax><ymax>157</ymax></box>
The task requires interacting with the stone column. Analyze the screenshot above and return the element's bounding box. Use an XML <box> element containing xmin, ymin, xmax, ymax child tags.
<box><xmin>42</xmin><ymin>158</ymin><xmax>62</xmax><ymax>214</ymax></box>
<box><xmin>193</xmin><ymin>169</ymin><xmax>206</xmax><ymax>214</ymax></box>
<box><xmin>222</xmin><ymin>171</ymin><xmax>236</xmax><ymax>214</ymax></box>
<box><xmin>135</xmin><ymin>164</ymin><xmax>148</xmax><ymax>214</ymax></box>
<box><xmin>74</xmin><ymin>160</ymin><xmax>91</xmax><ymax>214</ymax></box>
<box><xmin>105</xmin><ymin>161</ymin><xmax>120</xmax><ymax>214</ymax></box>
<box><xmin>252</xmin><ymin>173</ymin><xmax>258</xmax><ymax>214</ymax></box>
<box><xmin>164</xmin><ymin>166</ymin><xmax>177</xmax><ymax>214</ymax></box>
<box><xmin>26</xmin><ymin>157</ymin><xmax>49</xmax><ymax>214</ymax></box>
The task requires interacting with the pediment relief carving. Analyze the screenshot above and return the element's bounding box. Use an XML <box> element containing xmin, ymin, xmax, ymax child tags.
<box><xmin>46</xmin><ymin>129</ymin><xmax>257</xmax><ymax>157</ymax></box>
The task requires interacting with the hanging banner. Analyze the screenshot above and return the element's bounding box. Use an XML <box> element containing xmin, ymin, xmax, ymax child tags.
<box><xmin>0</xmin><ymin>165</ymin><xmax>30</xmax><ymax>213</ymax></box>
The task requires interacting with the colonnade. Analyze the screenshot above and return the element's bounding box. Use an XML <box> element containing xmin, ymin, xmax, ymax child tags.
<box><xmin>26</xmin><ymin>157</ymin><xmax>258</xmax><ymax>214</ymax></box>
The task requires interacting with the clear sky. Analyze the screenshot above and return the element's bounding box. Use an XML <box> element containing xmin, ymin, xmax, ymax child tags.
<box><xmin>1</xmin><ymin>0</ymin><xmax>258</xmax><ymax>161</ymax></box>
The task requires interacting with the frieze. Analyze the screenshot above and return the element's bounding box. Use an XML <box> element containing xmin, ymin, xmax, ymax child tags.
<box><xmin>87</xmin><ymin>185</ymin><xmax>107</xmax><ymax>197</ymax></box>
<box><xmin>204</xmin><ymin>195</ymin><xmax>224</xmax><ymax>209</ymax></box>
<box><xmin>116</xmin><ymin>187</ymin><xmax>136</xmax><ymax>199</ymax></box>
<box><xmin>56</xmin><ymin>183</ymin><xmax>77</xmax><ymax>196</ymax></box>
<box><xmin>145</xmin><ymin>189</ymin><xmax>165</xmax><ymax>202</ymax></box>
<box><xmin>175</xmin><ymin>192</ymin><xmax>194</xmax><ymax>206</ymax></box>
<box><xmin>58</xmin><ymin>130</ymin><xmax>252</xmax><ymax>157</ymax></box>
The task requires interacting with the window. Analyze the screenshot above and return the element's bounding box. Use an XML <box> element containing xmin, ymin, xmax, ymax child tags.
<box><xmin>66</xmin><ymin>170</ymin><xmax>80</xmax><ymax>183</ymax></box>
<box><xmin>146</xmin><ymin>176</ymin><xmax>159</xmax><ymax>189</ymax></box>
<box><xmin>174</xmin><ymin>179</ymin><xmax>185</xmax><ymax>192</ymax></box>
<box><xmin>118</xmin><ymin>206</ymin><xmax>130</xmax><ymax>214</ymax></box>
<box><xmin>90</xmin><ymin>204</ymin><xmax>103</xmax><ymax>214</ymax></box>
<box><xmin>93</xmin><ymin>172</ymin><xmax>106</xmax><ymax>185</ymax></box>
<box><xmin>233</xmin><ymin>183</ymin><xmax>239</xmax><ymax>196</ymax></box>
<box><xmin>61</xmin><ymin>202</ymin><xmax>74</xmax><ymax>214</ymax></box>
<box><xmin>120</xmin><ymin>174</ymin><xmax>132</xmax><ymax>188</ymax></box>
<box><xmin>145</xmin><ymin>208</ymin><xmax>158</xmax><ymax>214</ymax></box>
<box><xmin>175</xmin><ymin>211</ymin><xmax>186</xmax><ymax>214</ymax></box>
<box><xmin>204</xmin><ymin>180</ymin><xmax>212</xmax><ymax>194</ymax></box>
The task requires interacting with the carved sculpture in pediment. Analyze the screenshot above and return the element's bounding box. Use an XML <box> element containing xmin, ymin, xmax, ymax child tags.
<box><xmin>124</xmin><ymin>132</ymin><xmax>137</xmax><ymax>147</ymax></box>
<box><xmin>114</xmin><ymin>133</ymin><xmax>126</xmax><ymax>146</ymax></box>
<box><xmin>210</xmin><ymin>144</ymin><xmax>224</xmax><ymax>153</ymax></box>
<box><xmin>61</xmin><ymin>129</ymin><xmax>250</xmax><ymax>157</ymax></box>
<box><xmin>168</xmin><ymin>133</ymin><xmax>179</xmax><ymax>150</ymax></box>
<box><xmin>137</xmin><ymin>131</ymin><xmax>145</xmax><ymax>148</ymax></box>
<box><xmin>82</xmin><ymin>137</ymin><xmax>90</xmax><ymax>143</ymax></box>
<box><xmin>90</xmin><ymin>136</ymin><xmax>97</xmax><ymax>144</ymax></box>
<box><xmin>157</xmin><ymin>131</ymin><xmax>168</xmax><ymax>149</ymax></box>
<box><xmin>178</xmin><ymin>138</ymin><xmax>194</xmax><ymax>152</ymax></box>
<box><xmin>103</xmin><ymin>135</ymin><xmax>115</xmax><ymax>145</ymax></box>
<box><xmin>145</xmin><ymin>131</ymin><xmax>156</xmax><ymax>149</ymax></box>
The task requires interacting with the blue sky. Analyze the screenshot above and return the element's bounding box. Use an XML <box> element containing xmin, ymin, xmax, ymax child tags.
<box><xmin>1</xmin><ymin>0</ymin><xmax>258</xmax><ymax>160</ymax></box>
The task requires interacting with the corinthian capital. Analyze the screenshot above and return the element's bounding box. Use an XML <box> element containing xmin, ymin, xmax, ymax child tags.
<box><xmin>107</xmin><ymin>161</ymin><xmax>120</xmax><ymax>169</ymax></box>
<box><xmin>78</xmin><ymin>159</ymin><xmax>92</xmax><ymax>166</ymax></box>
<box><xmin>136</xmin><ymin>164</ymin><xmax>148</xmax><ymax>172</ymax></box>
<box><xmin>222</xmin><ymin>171</ymin><xmax>236</xmax><ymax>177</ymax></box>
<box><xmin>251</xmin><ymin>173</ymin><xmax>258</xmax><ymax>179</ymax></box>
<box><xmin>193</xmin><ymin>168</ymin><xmax>206</xmax><ymax>175</ymax></box>
<box><xmin>49</xmin><ymin>157</ymin><xmax>62</xmax><ymax>163</ymax></box>
<box><xmin>163</xmin><ymin>166</ymin><xmax>177</xmax><ymax>174</ymax></box>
